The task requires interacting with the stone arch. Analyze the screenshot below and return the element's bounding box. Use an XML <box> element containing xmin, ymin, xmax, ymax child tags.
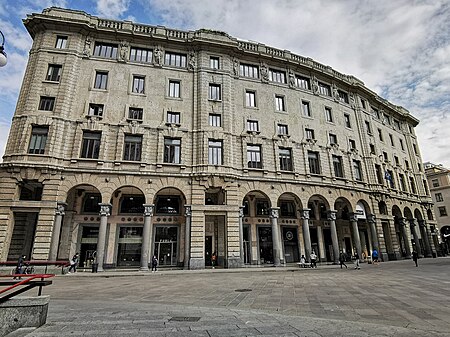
<box><xmin>238</xmin><ymin>181</ymin><xmax>273</xmax><ymax>206</ymax></box>
<box><xmin>414</xmin><ymin>208</ymin><xmax>423</xmax><ymax>221</ymax></box>
<box><xmin>147</xmin><ymin>177</ymin><xmax>191</xmax><ymax>204</ymax></box>
<box><xmin>153</xmin><ymin>187</ymin><xmax>187</xmax><ymax>216</ymax></box>
<box><xmin>59</xmin><ymin>173</ymin><xmax>103</xmax><ymax>201</ymax></box>
<box><xmin>355</xmin><ymin>199</ymin><xmax>372</xmax><ymax>220</ymax></box>
<box><xmin>392</xmin><ymin>205</ymin><xmax>402</xmax><ymax>217</ymax></box>
<box><xmin>277</xmin><ymin>192</ymin><xmax>302</xmax><ymax>218</ymax></box>
<box><xmin>403</xmin><ymin>207</ymin><xmax>413</xmax><ymax>219</ymax></box>
<box><xmin>308</xmin><ymin>194</ymin><xmax>330</xmax><ymax>220</ymax></box>
<box><xmin>65</xmin><ymin>183</ymin><xmax>102</xmax><ymax>214</ymax></box>
<box><xmin>242</xmin><ymin>190</ymin><xmax>271</xmax><ymax>217</ymax></box>
<box><xmin>111</xmin><ymin>185</ymin><xmax>146</xmax><ymax>215</ymax></box>
<box><xmin>334</xmin><ymin>197</ymin><xmax>353</xmax><ymax>220</ymax></box>
<box><xmin>378</xmin><ymin>201</ymin><xmax>388</xmax><ymax>215</ymax></box>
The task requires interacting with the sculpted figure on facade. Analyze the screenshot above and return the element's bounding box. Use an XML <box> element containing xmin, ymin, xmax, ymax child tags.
<box><xmin>118</xmin><ymin>41</ymin><xmax>129</xmax><ymax>62</ymax></box>
<box><xmin>154</xmin><ymin>46</ymin><xmax>163</xmax><ymax>66</ymax></box>
<box><xmin>288</xmin><ymin>69</ymin><xmax>296</xmax><ymax>88</ymax></box>
<box><xmin>349</xmin><ymin>92</ymin><xmax>357</xmax><ymax>109</ymax></box>
<box><xmin>188</xmin><ymin>51</ymin><xmax>196</xmax><ymax>71</ymax></box>
<box><xmin>260</xmin><ymin>62</ymin><xmax>269</xmax><ymax>83</ymax></box>
<box><xmin>233</xmin><ymin>58</ymin><xmax>239</xmax><ymax>76</ymax></box>
<box><xmin>82</xmin><ymin>37</ymin><xmax>92</xmax><ymax>57</ymax></box>
<box><xmin>311</xmin><ymin>75</ymin><xmax>319</xmax><ymax>95</ymax></box>
<box><xmin>332</xmin><ymin>83</ymin><xmax>340</xmax><ymax>102</ymax></box>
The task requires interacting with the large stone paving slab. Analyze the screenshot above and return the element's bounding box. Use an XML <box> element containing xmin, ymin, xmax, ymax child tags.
<box><xmin>13</xmin><ymin>257</ymin><xmax>450</xmax><ymax>336</ymax></box>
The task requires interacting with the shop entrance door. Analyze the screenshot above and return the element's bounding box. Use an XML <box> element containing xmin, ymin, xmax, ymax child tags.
<box><xmin>79</xmin><ymin>225</ymin><xmax>99</xmax><ymax>268</ymax></box>
<box><xmin>205</xmin><ymin>235</ymin><xmax>212</xmax><ymax>266</ymax></box>
<box><xmin>7</xmin><ymin>212</ymin><xmax>38</xmax><ymax>261</ymax></box>
<box><xmin>154</xmin><ymin>226</ymin><xmax>178</xmax><ymax>266</ymax></box>
<box><xmin>258</xmin><ymin>226</ymin><xmax>273</xmax><ymax>264</ymax></box>
<box><xmin>117</xmin><ymin>226</ymin><xmax>142</xmax><ymax>267</ymax></box>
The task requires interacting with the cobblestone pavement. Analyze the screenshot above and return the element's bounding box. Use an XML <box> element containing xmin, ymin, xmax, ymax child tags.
<box><xmin>14</xmin><ymin>257</ymin><xmax>450</xmax><ymax>336</ymax></box>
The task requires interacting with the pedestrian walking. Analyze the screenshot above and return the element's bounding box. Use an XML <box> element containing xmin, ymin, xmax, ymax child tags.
<box><xmin>14</xmin><ymin>255</ymin><xmax>27</xmax><ymax>279</ymax></box>
<box><xmin>354</xmin><ymin>252</ymin><xmax>360</xmax><ymax>269</ymax></box>
<box><xmin>68</xmin><ymin>253</ymin><xmax>79</xmax><ymax>273</ymax></box>
<box><xmin>412</xmin><ymin>250</ymin><xmax>419</xmax><ymax>267</ymax></box>
<box><xmin>310</xmin><ymin>250</ymin><xmax>317</xmax><ymax>268</ymax></box>
<box><xmin>339</xmin><ymin>252</ymin><xmax>348</xmax><ymax>269</ymax></box>
<box><xmin>151</xmin><ymin>255</ymin><xmax>158</xmax><ymax>272</ymax></box>
<box><xmin>211</xmin><ymin>252</ymin><xmax>217</xmax><ymax>269</ymax></box>
<box><xmin>372</xmin><ymin>249</ymin><xmax>379</xmax><ymax>265</ymax></box>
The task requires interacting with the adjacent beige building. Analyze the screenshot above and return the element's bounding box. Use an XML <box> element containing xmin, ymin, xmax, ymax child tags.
<box><xmin>425</xmin><ymin>162</ymin><xmax>450</xmax><ymax>255</ymax></box>
<box><xmin>0</xmin><ymin>7</ymin><xmax>438</xmax><ymax>270</ymax></box>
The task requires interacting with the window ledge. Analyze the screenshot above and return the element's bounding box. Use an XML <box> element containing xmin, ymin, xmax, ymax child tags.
<box><xmin>127</xmin><ymin>118</ymin><xmax>143</xmax><ymax>123</ymax></box>
<box><xmin>42</xmin><ymin>80</ymin><xmax>60</xmax><ymax>84</ymax></box>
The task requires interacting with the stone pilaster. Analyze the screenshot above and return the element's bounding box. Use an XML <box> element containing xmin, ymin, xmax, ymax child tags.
<box><xmin>409</xmin><ymin>218</ymin><xmax>422</xmax><ymax>257</ymax></box>
<box><xmin>270</xmin><ymin>207</ymin><xmax>282</xmax><ymax>266</ymax></box>
<box><xmin>184</xmin><ymin>205</ymin><xmax>191</xmax><ymax>269</ymax></box>
<box><xmin>140</xmin><ymin>204</ymin><xmax>154</xmax><ymax>271</ymax></box>
<box><xmin>327</xmin><ymin>210</ymin><xmax>339</xmax><ymax>264</ymax></box>
<box><xmin>49</xmin><ymin>202</ymin><xmax>67</xmax><ymax>261</ymax></box>
<box><xmin>96</xmin><ymin>203</ymin><xmax>111</xmax><ymax>272</ymax></box>
<box><xmin>300</xmin><ymin>209</ymin><xmax>312</xmax><ymax>262</ymax></box>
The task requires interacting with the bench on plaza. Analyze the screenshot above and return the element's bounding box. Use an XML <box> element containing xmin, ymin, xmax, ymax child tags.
<box><xmin>0</xmin><ymin>260</ymin><xmax>70</xmax><ymax>275</ymax></box>
<box><xmin>297</xmin><ymin>262</ymin><xmax>310</xmax><ymax>268</ymax></box>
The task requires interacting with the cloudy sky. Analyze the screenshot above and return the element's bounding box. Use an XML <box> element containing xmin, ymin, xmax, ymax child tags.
<box><xmin>1</xmin><ymin>0</ymin><xmax>449</xmax><ymax>166</ymax></box>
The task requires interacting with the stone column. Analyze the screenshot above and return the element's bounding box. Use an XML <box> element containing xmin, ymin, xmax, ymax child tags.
<box><xmin>140</xmin><ymin>204</ymin><xmax>154</xmax><ymax>271</ymax></box>
<box><xmin>96</xmin><ymin>203</ymin><xmax>111</xmax><ymax>272</ymax></box>
<box><xmin>184</xmin><ymin>205</ymin><xmax>192</xmax><ymax>269</ymax></box>
<box><xmin>316</xmin><ymin>223</ymin><xmax>326</xmax><ymax>262</ymax></box>
<box><xmin>327</xmin><ymin>210</ymin><xmax>339</xmax><ymax>264</ymax></box>
<box><xmin>409</xmin><ymin>219</ymin><xmax>422</xmax><ymax>257</ymax></box>
<box><xmin>399</xmin><ymin>217</ymin><xmax>412</xmax><ymax>258</ymax></box>
<box><xmin>367</xmin><ymin>214</ymin><xmax>379</xmax><ymax>255</ymax></box>
<box><xmin>239</xmin><ymin>206</ymin><xmax>245</xmax><ymax>266</ymax></box>
<box><xmin>418</xmin><ymin>220</ymin><xmax>432</xmax><ymax>257</ymax></box>
<box><xmin>300</xmin><ymin>209</ymin><xmax>312</xmax><ymax>262</ymax></box>
<box><xmin>349</xmin><ymin>213</ymin><xmax>362</xmax><ymax>258</ymax></box>
<box><xmin>270</xmin><ymin>208</ymin><xmax>282</xmax><ymax>266</ymax></box>
<box><xmin>49</xmin><ymin>202</ymin><xmax>67</xmax><ymax>261</ymax></box>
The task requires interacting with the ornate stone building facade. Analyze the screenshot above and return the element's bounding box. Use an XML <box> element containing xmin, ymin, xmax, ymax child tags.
<box><xmin>0</xmin><ymin>7</ymin><xmax>438</xmax><ymax>270</ymax></box>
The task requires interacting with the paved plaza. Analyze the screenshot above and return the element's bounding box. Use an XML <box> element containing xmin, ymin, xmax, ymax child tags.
<box><xmin>12</xmin><ymin>257</ymin><xmax>450</xmax><ymax>336</ymax></box>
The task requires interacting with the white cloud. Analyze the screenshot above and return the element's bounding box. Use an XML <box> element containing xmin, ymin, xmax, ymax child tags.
<box><xmin>96</xmin><ymin>0</ymin><xmax>130</xmax><ymax>19</ymax></box>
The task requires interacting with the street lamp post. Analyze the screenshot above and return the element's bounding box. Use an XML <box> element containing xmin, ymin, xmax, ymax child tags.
<box><xmin>0</xmin><ymin>30</ymin><xmax>7</xmax><ymax>67</ymax></box>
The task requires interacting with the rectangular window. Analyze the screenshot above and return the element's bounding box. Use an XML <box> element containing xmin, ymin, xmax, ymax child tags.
<box><xmin>88</xmin><ymin>103</ymin><xmax>104</xmax><ymax>117</ymax></box>
<box><xmin>302</xmin><ymin>100</ymin><xmax>311</xmax><ymax>117</ymax></box>
<box><xmin>46</xmin><ymin>64</ymin><xmax>62</xmax><ymax>82</ymax></box>
<box><xmin>245</xmin><ymin>90</ymin><xmax>256</xmax><ymax>107</ymax></box>
<box><xmin>432</xmin><ymin>179</ymin><xmax>439</xmax><ymax>187</ymax></box>
<box><xmin>423</xmin><ymin>179</ymin><xmax>429</xmax><ymax>194</ymax></box>
<box><xmin>389</xmin><ymin>134</ymin><xmax>394</xmax><ymax>146</ymax></box>
<box><xmin>361</xmin><ymin>99</ymin><xmax>367</xmax><ymax>109</ymax></box>
<box><xmin>209</xmin><ymin>83</ymin><xmax>221</xmax><ymax>101</ymax></box>
<box><xmin>168</xmin><ymin>80</ymin><xmax>181</xmax><ymax>98</ymax></box>
<box><xmin>332</xmin><ymin>155</ymin><xmax>344</xmax><ymax>178</ymax></box>
<box><xmin>275</xmin><ymin>95</ymin><xmax>285</xmax><ymax>111</ymax></box>
<box><xmin>164</xmin><ymin>138</ymin><xmax>181</xmax><ymax>164</ymax></box>
<box><xmin>329</xmin><ymin>133</ymin><xmax>337</xmax><ymax>145</ymax></box>
<box><xmin>123</xmin><ymin>135</ymin><xmax>142</xmax><ymax>161</ymax></box>
<box><xmin>365</xmin><ymin>121</ymin><xmax>372</xmax><ymax>134</ymax></box>
<box><xmin>164</xmin><ymin>52</ymin><xmax>187</xmax><ymax>67</ymax></box>
<box><xmin>208</xmin><ymin>140</ymin><xmax>223</xmax><ymax>165</ymax></box>
<box><xmin>338</xmin><ymin>90</ymin><xmax>349</xmax><ymax>103</ymax></box>
<box><xmin>399</xmin><ymin>138</ymin><xmax>405</xmax><ymax>150</ymax></box>
<box><xmin>386</xmin><ymin>169</ymin><xmax>395</xmax><ymax>188</ymax></box>
<box><xmin>353</xmin><ymin>160</ymin><xmax>362</xmax><ymax>181</ymax></box>
<box><xmin>369</xmin><ymin>143</ymin><xmax>375</xmax><ymax>154</ymax></box>
<box><xmin>410</xmin><ymin>177</ymin><xmax>417</xmax><ymax>194</ymax></box>
<box><xmin>344</xmin><ymin>114</ymin><xmax>351</xmax><ymax>128</ymax></box>
<box><xmin>325</xmin><ymin>107</ymin><xmax>333</xmax><ymax>122</ymax></box>
<box><xmin>132</xmin><ymin>76</ymin><xmax>145</xmax><ymax>94</ymax></box>
<box><xmin>436</xmin><ymin>193</ymin><xmax>443</xmax><ymax>202</ymax></box>
<box><xmin>210</xmin><ymin>56</ymin><xmax>219</xmax><ymax>69</ymax></box>
<box><xmin>383</xmin><ymin>152</ymin><xmax>388</xmax><ymax>162</ymax></box>
<box><xmin>438</xmin><ymin>206</ymin><xmax>447</xmax><ymax>217</ymax></box>
<box><xmin>394</xmin><ymin>156</ymin><xmax>399</xmax><ymax>166</ymax></box>
<box><xmin>405</xmin><ymin>159</ymin><xmax>410</xmax><ymax>170</ymax></box>
<box><xmin>38</xmin><ymin>96</ymin><xmax>55</xmax><ymax>111</ymax></box>
<box><xmin>399</xmin><ymin>174</ymin><xmax>406</xmax><ymax>191</ymax></box>
<box><xmin>296</xmin><ymin>75</ymin><xmax>310</xmax><ymax>90</ymax></box>
<box><xmin>305</xmin><ymin>128</ymin><xmax>315</xmax><ymax>140</ymax></box>
<box><xmin>279</xmin><ymin>147</ymin><xmax>293</xmax><ymax>171</ymax></box>
<box><xmin>209</xmin><ymin>114</ymin><xmax>221</xmax><ymax>127</ymax></box>
<box><xmin>81</xmin><ymin>131</ymin><xmax>101</xmax><ymax>159</ymax></box>
<box><xmin>128</xmin><ymin>107</ymin><xmax>143</xmax><ymax>121</ymax></box>
<box><xmin>167</xmin><ymin>111</ymin><xmax>180</xmax><ymax>124</ymax></box>
<box><xmin>418</xmin><ymin>163</ymin><xmax>422</xmax><ymax>172</ymax></box>
<box><xmin>93</xmin><ymin>42</ymin><xmax>118</xmax><ymax>58</ymax></box>
<box><xmin>394</xmin><ymin>119</ymin><xmax>401</xmax><ymax>130</ymax></box>
<box><xmin>247</xmin><ymin>120</ymin><xmax>259</xmax><ymax>132</ymax></box>
<box><xmin>277</xmin><ymin>124</ymin><xmax>288</xmax><ymax>135</ymax></box>
<box><xmin>349</xmin><ymin>139</ymin><xmax>356</xmax><ymax>150</ymax></box>
<box><xmin>247</xmin><ymin>144</ymin><xmax>262</xmax><ymax>169</ymax></box>
<box><xmin>239</xmin><ymin>63</ymin><xmax>259</xmax><ymax>78</ymax></box>
<box><xmin>28</xmin><ymin>126</ymin><xmax>48</xmax><ymax>154</ymax></box>
<box><xmin>308</xmin><ymin>151</ymin><xmax>320</xmax><ymax>174</ymax></box>
<box><xmin>375</xmin><ymin>164</ymin><xmax>383</xmax><ymax>184</ymax></box>
<box><xmin>318</xmin><ymin>82</ymin><xmax>331</xmax><ymax>96</ymax></box>
<box><xmin>372</xmin><ymin>108</ymin><xmax>380</xmax><ymax>119</ymax></box>
<box><xmin>383</xmin><ymin>113</ymin><xmax>391</xmax><ymax>125</ymax></box>
<box><xmin>413</xmin><ymin>144</ymin><xmax>418</xmax><ymax>155</ymax></box>
<box><xmin>129</xmin><ymin>47</ymin><xmax>153</xmax><ymax>63</ymax></box>
<box><xmin>94</xmin><ymin>71</ymin><xmax>108</xmax><ymax>89</ymax></box>
<box><xmin>378</xmin><ymin>128</ymin><xmax>383</xmax><ymax>141</ymax></box>
<box><xmin>55</xmin><ymin>36</ymin><xmax>67</xmax><ymax>49</ymax></box>
<box><xmin>269</xmin><ymin>69</ymin><xmax>286</xmax><ymax>83</ymax></box>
